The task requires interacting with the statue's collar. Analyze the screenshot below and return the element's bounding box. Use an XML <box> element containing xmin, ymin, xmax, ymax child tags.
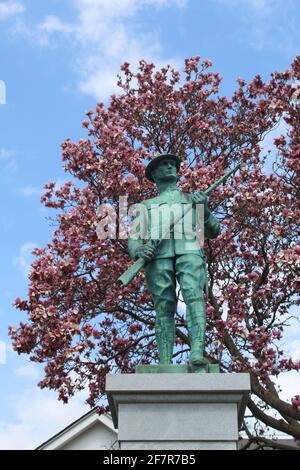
<box><xmin>158</xmin><ymin>187</ymin><xmax>179</xmax><ymax>195</ymax></box>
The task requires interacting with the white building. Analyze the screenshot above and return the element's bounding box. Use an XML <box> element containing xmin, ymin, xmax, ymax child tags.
<box><xmin>37</xmin><ymin>409</ymin><xmax>118</xmax><ymax>450</ymax></box>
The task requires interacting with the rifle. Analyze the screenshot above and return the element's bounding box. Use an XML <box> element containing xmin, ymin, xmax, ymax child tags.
<box><xmin>118</xmin><ymin>163</ymin><xmax>240</xmax><ymax>286</ymax></box>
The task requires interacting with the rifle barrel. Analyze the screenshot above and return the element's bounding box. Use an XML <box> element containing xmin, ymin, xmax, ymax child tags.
<box><xmin>204</xmin><ymin>163</ymin><xmax>240</xmax><ymax>195</ymax></box>
<box><xmin>117</xmin><ymin>162</ymin><xmax>240</xmax><ymax>286</ymax></box>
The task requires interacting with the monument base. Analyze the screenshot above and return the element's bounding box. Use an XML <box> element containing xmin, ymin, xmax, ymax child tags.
<box><xmin>106</xmin><ymin>373</ymin><xmax>250</xmax><ymax>450</ymax></box>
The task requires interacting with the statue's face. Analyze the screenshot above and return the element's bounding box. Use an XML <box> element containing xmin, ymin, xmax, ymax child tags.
<box><xmin>151</xmin><ymin>158</ymin><xmax>178</xmax><ymax>183</ymax></box>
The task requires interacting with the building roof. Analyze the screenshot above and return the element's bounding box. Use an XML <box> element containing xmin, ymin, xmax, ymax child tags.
<box><xmin>37</xmin><ymin>408</ymin><xmax>117</xmax><ymax>450</ymax></box>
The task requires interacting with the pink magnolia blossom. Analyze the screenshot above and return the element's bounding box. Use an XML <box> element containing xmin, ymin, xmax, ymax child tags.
<box><xmin>9</xmin><ymin>57</ymin><xmax>300</xmax><ymax>441</ymax></box>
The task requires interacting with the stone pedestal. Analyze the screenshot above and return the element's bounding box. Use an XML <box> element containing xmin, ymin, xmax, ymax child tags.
<box><xmin>106</xmin><ymin>373</ymin><xmax>250</xmax><ymax>450</ymax></box>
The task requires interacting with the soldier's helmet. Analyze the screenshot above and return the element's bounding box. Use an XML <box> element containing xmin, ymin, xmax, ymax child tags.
<box><xmin>145</xmin><ymin>153</ymin><xmax>182</xmax><ymax>182</ymax></box>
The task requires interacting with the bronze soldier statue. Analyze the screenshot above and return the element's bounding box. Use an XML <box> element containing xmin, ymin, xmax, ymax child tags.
<box><xmin>127</xmin><ymin>154</ymin><xmax>220</xmax><ymax>366</ymax></box>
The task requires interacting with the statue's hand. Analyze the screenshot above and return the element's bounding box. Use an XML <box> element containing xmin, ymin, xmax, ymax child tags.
<box><xmin>191</xmin><ymin>191</ymin><xmax>208</xmax><ymax>206</ymax></box>
<box><xmin>191</xmin><ymin>191</ymin><xmax>210</xmax><ymax>219</ymax></box>
<box><xmin>134</xmin><ymin>243</ymin><xmax>157</xmax><ymax>261</ymax></box>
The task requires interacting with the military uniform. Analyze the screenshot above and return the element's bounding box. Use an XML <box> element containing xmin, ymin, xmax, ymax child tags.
<box><xmin>128</xmin><ymin>154</ymin><xmax>220</xmax><ymax>365</ymax></box>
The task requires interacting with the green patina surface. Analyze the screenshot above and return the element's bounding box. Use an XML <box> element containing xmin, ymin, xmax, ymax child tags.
<box><xmin>125</xmin><ymin>154</ymin><xmax>238</xmax><ymax>370</ymax></box>
<box><xmin>135</xmin><ymin>363</ymin><xmax>220</xmax><ymax>374</ymax></box>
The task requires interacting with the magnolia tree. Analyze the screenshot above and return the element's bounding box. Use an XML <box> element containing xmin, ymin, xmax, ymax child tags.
<box><xmin>10</xmin><ymin>57</ymin><xmax>300</xmax><ymax>449</ymax></box>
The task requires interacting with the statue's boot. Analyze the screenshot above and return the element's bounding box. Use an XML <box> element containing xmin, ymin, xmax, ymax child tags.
<box><xmin>155</xmin><ymin>315</ymin><xmax>175</xmax><ymax>365</ymax></box>
<box><xmin>186</xmin><ymin>301</ymin><xmax>208</xmax><ymax>365</ymax></box>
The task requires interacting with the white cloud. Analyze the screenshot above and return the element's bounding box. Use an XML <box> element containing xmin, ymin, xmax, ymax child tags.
<box><xmin>276</xmin><ymin>371</ymin><xmax>300</xmax><ymax>403</ymax></box>
<box><xmin>71</xmin><ymin>0</ymin><xmax>186</xmax><ymax>43</ymax></box>
<box><xmin>16</xmin><ymin>186</ymin><xmax>43</xmax><ymax>197</ymax></box>
<box><xmin>274</xmin><ymin>312</ymin><xmax>300</xmax><ymax>402</ymax></box>
<box><xmin>0</xmin><ymin>340</ymin><xmax>6</xmax><ymax>365</ymax></box>
<box><xmin>37</xmin><ymin>14</ymin><xmax>72</xmax><ymax>34</ymax></box>
<box><xmin>12</xmin><ymin>242</ymin><xmax>38</xmax><ymax>279</ymax></box>
<box><xmin>28</xmin><ymin>14</ymin><xmax>73</xmax><ymax>45</ymax></box>
<box><xmin>281</xmin><ymin>313</ymin><xmax>300</xmax><ymax>355</ymax></box>
<box><xmin>69</xmin><ymin>0</ymin><xmax>186</xmax><ymax>99</ymax></box>
<box><xmin>290</xmin><ymin>340</ymin><xmax>300</xmax><ymax>363</ymax></box>
<box><xmin>260</xmin><ymin>117</ymin><xmax>290</xmax><ymax>173</ymax></box>
<box><xmin>0</xmin><ymin>147</ymin><xmax>17</xmax><ymax>172</ymax></box>
<box><xmin>13</xmin><ymin>0</ymin><xmax>186</xmax><ymax>100</ymax></box>
<box><xmin>0</xmin><ymin>1</ymin><xmax>24</xmax><ymax>20</ymax></box>
<box><xmin>0</xmin><ymin>79</ymin><xmax>6</xmax><ymax>104</ymax></box>
<box><xmin>17</xmin><ymin>178</ymin><xmax>70</xmax><ymax>198</ymax></box>
<box><xmin>14</xmin><ymin>363</ymin><xmax>40</xmax><ymax>380</ymax></box>
<box><xmin>77</xmin><ymin>29</ymin><xmax>166</xmax><ymax>99</ymax></box>
<box><xmin>0</xmin><ymin>388</ymin><xmax>88</xmax><ymax>449</ymax></box>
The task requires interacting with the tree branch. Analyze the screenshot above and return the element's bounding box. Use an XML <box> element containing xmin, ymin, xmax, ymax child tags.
<box><xmin>247</xmin><ymin>397</ymin><xmax>300</xmax><ymax>439</ymax></box>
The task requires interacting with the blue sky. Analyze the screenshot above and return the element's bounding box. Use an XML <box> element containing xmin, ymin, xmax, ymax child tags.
<box><xmin>0</xmin><ymin>0</ymin><xmax>299</xmax><ymax>448</ymax></box>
